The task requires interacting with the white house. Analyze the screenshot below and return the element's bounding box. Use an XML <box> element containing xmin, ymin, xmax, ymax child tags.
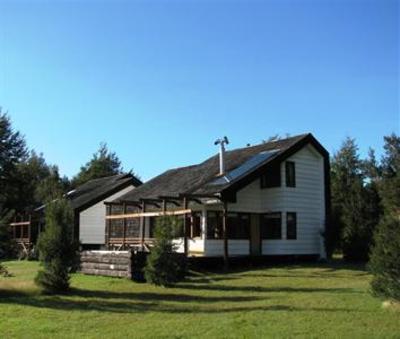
<box><xmin>106</xmin><ymin>133</ymin><xmax>330</xmax><ymax>261</ymax></box>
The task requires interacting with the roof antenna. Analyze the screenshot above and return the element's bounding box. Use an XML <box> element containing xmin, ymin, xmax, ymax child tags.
<box><xmin>214</xmin><ymin>136</ymin><xmax>229</xmax><ymax>176</ymax></box>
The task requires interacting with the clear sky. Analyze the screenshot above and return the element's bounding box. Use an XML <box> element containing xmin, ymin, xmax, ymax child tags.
<box><xmin>1</xmin><ymin>0</ymin><xmax>398</xmax><ymax>181</ymax></box>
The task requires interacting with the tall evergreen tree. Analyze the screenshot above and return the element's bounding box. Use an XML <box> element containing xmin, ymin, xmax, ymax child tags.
<box><xmin>368</xmin><ymin>134</ymin><xmax>400</xmax><ymax>302</ymax></box>
<box><xmin>331</xmin><ymin>137</ymin><xmax>372</xmax><ymax>260</ymax></box>
<box><xmin>0</xmin><ymin>198</ymin><xmax>15</xmax><ymax>259</ymax></box>
<box><xmin>0</xmin><ymin>110</ymin><xmax>28</xmax><ymax>210</ymax></box>
<box><xmin>35</xmin><ymin>197</ymin><xmax>78</xmax><ymax>293</ymax></box>
<box><xmin>71</xmin><ymin>143</ymin><xmax>123</xmax><ymax>187</ymax></box>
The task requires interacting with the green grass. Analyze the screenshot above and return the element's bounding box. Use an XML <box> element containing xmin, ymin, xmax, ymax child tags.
<box><xmin>1</xmin><ymin>260</ymin><xmax>399</xmax><ymax>338</ymax></box>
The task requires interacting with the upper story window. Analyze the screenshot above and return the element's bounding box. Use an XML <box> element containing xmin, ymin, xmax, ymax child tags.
<box><xmin>260</xmin><ymin>212</ymin><xmax>282</xmax><ymax>239</ymax></box>
<box><xmin>285</xmin><ymin>161</ymin><xmax>296</xmax><ymax>187</ymax></box>
<box><xmin>260</xmin><ymin>164</ymin><xmax>281</xmax><ymax>188</ymax></box>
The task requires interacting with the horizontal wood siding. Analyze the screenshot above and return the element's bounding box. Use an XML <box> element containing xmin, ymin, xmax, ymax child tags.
<box><xmin>79</xmin><ymin>186</ymin><xmax>136</xmax><ymax>245</ymax></box>
<box><xmin>228</xmin><ymin>144</ymin><xmax>325</xmax><ymax>256</ymax></box>
<box><xmin>205</xmin><ymin>240</ymin><xmax>250</xmax><ymax>256</ymax></box>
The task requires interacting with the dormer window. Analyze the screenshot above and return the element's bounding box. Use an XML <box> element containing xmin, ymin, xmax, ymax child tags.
<box><xmin>285</xmin><ymin>161</ymin><xmax>296</xmax><ymax>187</ymax></box>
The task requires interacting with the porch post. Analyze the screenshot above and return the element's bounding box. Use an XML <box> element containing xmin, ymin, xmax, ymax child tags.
<box><xmin>140</xmin><ymin>201</ymin><xmax>146</xmax><ymax>248</ymax></box>
<box><xmin>106</xmin><ymin>204</ymin><xmax>111</xmax><ymax>249</ymax></box>
<box><xmin>222</xmin><ymin>201</ymin><xmax>229</xmax><ymax>270</ymax></box>
<box><xmin>28</xmin><ymin>214</ymin><xmax>32</xmax><ymax>244</ymax></box>
<box><xmin>183</xmin><ymin>197</ymin><xmax>188</xmax><ymax>256</ymax></box>
<box><xmin>122</xmin><ymin>202</ymin><xmax>127</xmax><ymax>249</ymax></box>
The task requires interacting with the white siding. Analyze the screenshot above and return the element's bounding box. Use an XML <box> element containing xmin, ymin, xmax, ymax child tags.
<box><xmin>228</xmin><ymin>144</ymin><xmax>325</xmax><ymax>256</ymax></box>
<box><xmin>79</xmin><ymin>185</ymin><xmax>136</xmax><ymax>245</ymax></box>
<box><xmin>205</xmin><ymin>240</ymin><xmax>250</xmax><ymax>256</ymax></box>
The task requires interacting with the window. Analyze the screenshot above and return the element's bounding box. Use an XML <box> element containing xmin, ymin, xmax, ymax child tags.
<box><xmin>285</xmin><ymin>161</ymin><xmax>296</xmax><ymax>187</ymax></box>
<box><xmin>207</xmin><ymin>211</ymin><xmax>223</xmax><ymax>239</ymax></box>
<box><xmin>260</xmin><ymin>212</ymin><xmax>282</xmax><ymax>239</ymax></box>
<box><xmin>260</xmin><ymin>164</ymin><xmax>281</xmax><ymax>188</ymax></box>
<box><xmin>191</xmin><ymin>212</ymin><xmax>202</xmax><ymax>238</ymax></box>
<box><xmin>227</xmin><ymin>213</ymin><xmax>250</xmax><ymax>239</ymax></box>
<box><xmin>286</xmin><ymin>212</ymin><xmax>297</xmax><ymax>240</ymax></box>
<box><xmin>149</xmin><ymin>217</ymin><xmax>156</xmax><ymax>238</ymax></box>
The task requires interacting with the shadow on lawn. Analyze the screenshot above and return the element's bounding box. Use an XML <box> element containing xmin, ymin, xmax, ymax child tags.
<box><xmin>0</xmin><ymin>292</ymin><xmax>369</xmax><ymax>315</ymax></box>
<box><xmin>176</xmin><ymin>284</ymin><xmax>362</xmax><ymax>294</ymax></box>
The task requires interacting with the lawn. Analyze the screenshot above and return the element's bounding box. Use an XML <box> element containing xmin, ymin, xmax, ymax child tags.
<box><xmin>0</xmin><ymin>260</ymin><xmax>399</xmax><ymax>338</ymax></box>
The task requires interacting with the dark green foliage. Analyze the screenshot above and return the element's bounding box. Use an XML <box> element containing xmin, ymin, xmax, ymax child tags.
<box><xmin>330</xmin><ymin>137</ymin><xmax>375</xmax><ymax>261</ymax></box>
<box><xmin>0</xmin><ymin>203</ymin><xmax>16</xmax><ymax>259</ymax></box>
<box><xmin>71</xmin><ymin>143</ymin><xmax>124</xmax><ymax>187</ymax></box>
<box><xmin>369</xmin><ymin>216</ymin><xmax>400</xmax><ymax>301</ymax></box>
<box><xmin>35</xmin><ymin>198</ymin><xmax>78</xmax><ymax>293</ymax></box>
<box><xmin>0</xmin><ymin>111</ymin><xmax>28</xmax><ymax>210</ymax></box>
<box><xmin>144</xmin><ymin>216</ymin><xmax>187</xmax><ymax>286</ymax></box>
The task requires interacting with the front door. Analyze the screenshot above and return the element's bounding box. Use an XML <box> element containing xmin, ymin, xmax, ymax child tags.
<box><xmin>250</xmin><ymin>214</ymin><xmax>261</xmax><ymax>255</ymax></box>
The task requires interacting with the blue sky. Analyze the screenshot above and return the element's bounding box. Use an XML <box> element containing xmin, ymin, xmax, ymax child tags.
<box><xmin>0</xmin><ymin>0</ymin><xmax>398</xmax><ymax>181</ymax></box>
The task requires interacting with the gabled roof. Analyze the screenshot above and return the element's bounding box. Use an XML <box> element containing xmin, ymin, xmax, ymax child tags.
<box><xmin>68</xmin><ymin>173</ymin><xmax>142</xmax><ymax>212</ymax></box>
<box><xmin>114</xmin><ymin>133</ymin><xmax>329</xmax><ymax>203</ymax></box>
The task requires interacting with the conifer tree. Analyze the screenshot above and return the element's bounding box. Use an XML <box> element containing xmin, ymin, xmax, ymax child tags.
<box><xmin>144</xmin><ymin>216</ymin><xmax>186</xmax><ymax>286</ymax></box>
<box><xmin>331</xmin><ymin>137</ymin><xmax>372</xmax><ymax>260</ymax></box>
<box><xmin>369</xmin><ymin>133</ymin><xmax>400</xmax><ymax>301</ymax></box>
<box><xmin>71</xmin><ymin>143</ymin><xmax>123</xmax><ymax>187</ymax></box>
<box><xmin>35</xmin><ymin>197</ymin><xmax>78</xmax><ymax>293</ymax></box>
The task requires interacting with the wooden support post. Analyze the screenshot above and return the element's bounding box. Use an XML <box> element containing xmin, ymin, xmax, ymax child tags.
<box><xmin>222</xmin><ymin>201</ymin><xmax>229</xmax><ymax>270</ymax></box>
<box><xmin>162</xmin><ymin>199</ymin><xmax>167</xmax><ymax>214</ymax></box>
<box><xmin>107</xmin><ymin>205</ymin><xmax>112</xmax><ymax>249</ymax></box>
<box><xmin>183</xmin><ymin>197</ymin><xmax>188</xmax><ymax>256</ymax></box>
<box><xmin>122</xmin><ymin>203</ymin><xmax>127</xmax><ymax>250</ymax></box>
<box><xmin>28</xmin><ymin>214</ymin><xmax>32</xmax><ymax>244</ymax></box>
<box><xmin>140</xmin><ymin>201</ymin><xmax>146</xmax><ymax>247</ymax></box>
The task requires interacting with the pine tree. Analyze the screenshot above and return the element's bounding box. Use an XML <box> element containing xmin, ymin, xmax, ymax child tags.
<box><xmin>331</xmin><ymin>137</ymin><xmax>372</xmax><ymax>261</ymax></box>
<box><xmin>0</xmin><ymin>200</ymin><xmax>15</xmax><ymax>259</ymax></box>
<box><xmin>368</xmin><ymin>133</ymin><xmax>400</xmax><ymax>301</ymax></box>
<box><xmin>144</xmin><ymin>216</ymin><xmax>187</xmax><ymax>286</ymax></box>
<box><xmin>35</xmin><ymin>198</ymin><xmax>78</xmax><ymax>293</ymax></box>
<box><xmin>0</xmin><ymin>110</ymin><xmax>28</xmax><ymax>210</ymax></box>
<box><xmin>71</xmin><ymin>143</ymin><xmax>124</xmax><ymax>187</ymax></box>
<box><xmin>369</xmin><ymin>216</ymin><xmax>400</xmax><ymax>302</ymax></box>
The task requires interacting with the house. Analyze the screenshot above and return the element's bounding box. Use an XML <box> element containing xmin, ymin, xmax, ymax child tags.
<box><xmin>10</xmin><ymin>173</ymin><xmax>142</xmax><ymax>253</ymax></box>
<box><xmin>105</xmin><ymin>133</ymin><xmax>330</xmax><ymax>262</ymax></box>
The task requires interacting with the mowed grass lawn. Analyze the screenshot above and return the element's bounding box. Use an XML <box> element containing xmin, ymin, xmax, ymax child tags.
<box><xmin>1</xmin><ymin>260</ymin><xmax>399</xmax><ymax>338</ymax></box>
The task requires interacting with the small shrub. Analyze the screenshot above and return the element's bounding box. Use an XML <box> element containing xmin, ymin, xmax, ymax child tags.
<box><xmin>368</xmin><ymin>216</ymin><xmax>400</xmax><ymax>302</ymax></box>
<box><xmin>144</xmin><ymin>216</ymin><xmax>187</xmax><ymax>286</ymax></box>
<box><xmin>35</xmin><ymin>198</ymin><xmax>78</xmax><ymax>294</ymax></box>
<box><xmin>0</xmin><ymin>263</ymin><xmax>12</xmax><ymax>277</ymax></box>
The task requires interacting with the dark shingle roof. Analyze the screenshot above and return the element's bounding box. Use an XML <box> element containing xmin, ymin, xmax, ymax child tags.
<box><xmin>114</xmin><ymin>133</ymin><xmax>325</xmax><ymax>203</ymax></box>
<box><xmin>67</xmin><ymin>173</ymin><xmax>142</xmax><ymax>211</ymax></box>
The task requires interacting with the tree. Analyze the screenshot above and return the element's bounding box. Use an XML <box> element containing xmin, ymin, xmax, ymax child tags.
<box><xmin>71</xmin><ymin>143</ymin><xmax>123</xmax><ymax>187</ymax></box>
<box><xmin>379</xmin><ymin>134</ymin><xmax>400</xmax><ymax>217</ymax></box>
<box><xmin>35</xmin><ymin>166</ymin><xmax>70</xmax><ymax>204</ymax></box>
<box><xmin>0</xmin><ymin>110</ymin><xmax>28</xmax><ymax>210</ymax></box>
<box><xmin>144</xmin><ymin>216</ymin><xmax>187</xmax><ymax>286</ymax></box>
<box><xmin>369</xmin><ymin>215</ymin><xmax>400</xmax><ymax>302</ymax></box>
<box><xmin>35</xmin><ymin>198</ymin><xmax>78</xmax><ymax>293</ymax></box>
<box><xmin>0</xmin><ymin>200</ymin><xmax>15</xmax><ymax>259</ymax></box>
<box><xmin>368</xmin><ymin>134</ymin><xmax>400</xmax><ymax>302</ymax></box>
<box><xmin>330</xmin><ymin>137</ymin><xmax>373</xmax><ymax>261</ymax></box>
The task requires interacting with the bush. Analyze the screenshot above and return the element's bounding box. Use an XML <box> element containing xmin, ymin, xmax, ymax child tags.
<box><xmin>144</xmin><ymin>216</ymin><xmax>187</xmax><ymax>286</ymax></box>
<box><xmin>369</xmin><ymin>216</ymin><xmax>400</xmax><ymax>302</ymax></box>
<box><xmin>35</xmin><ymin>198</ymin><xmax>78</xmax><ymax>294</ymax></box>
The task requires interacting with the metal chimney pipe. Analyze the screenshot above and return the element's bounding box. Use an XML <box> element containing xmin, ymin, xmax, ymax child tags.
<box><xmin>214</xmin><ymin>136</ymin><xmax>229</xmax><ymax>176</ymax></box>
